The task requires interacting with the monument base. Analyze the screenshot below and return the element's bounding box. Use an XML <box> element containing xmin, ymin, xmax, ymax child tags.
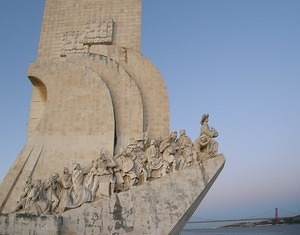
<box><xmin>0</xmin><ymin>213</ymin><xmax>62</xmax><ymax>235</ymax></box>
<box><xmin>0</xmin><ymin>155</ymin><xmax>225</xmax><ymax>235</ymax></box>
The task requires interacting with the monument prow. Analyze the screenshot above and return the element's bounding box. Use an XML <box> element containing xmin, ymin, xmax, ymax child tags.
<box><xmin>0</xmin><ymin>1</ymin><xmax>226</xmax><ymax>234</ymax></box>
<box><xmin>1</xmin><ymin>152</ymin><xmax>225</xmax><ymax>234</ymax></box>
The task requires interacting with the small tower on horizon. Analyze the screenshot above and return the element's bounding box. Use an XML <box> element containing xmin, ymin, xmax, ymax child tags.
<box><xmin>275</xmin><ymin>208</ymin><xmax>279</xmax><ymax>224</ymax></box>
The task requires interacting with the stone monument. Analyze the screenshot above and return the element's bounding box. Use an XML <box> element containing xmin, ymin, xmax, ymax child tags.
<box><xmin>0</xmin><ymin>1</ymin><xmax>226</xmax><ymax>234</ymax></box>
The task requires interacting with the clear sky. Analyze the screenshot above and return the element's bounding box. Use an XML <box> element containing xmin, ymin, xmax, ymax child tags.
<box><xmin>1</xmin><ymin>0</ymin><xmax>300</xmax><ymax>222</ymax></box>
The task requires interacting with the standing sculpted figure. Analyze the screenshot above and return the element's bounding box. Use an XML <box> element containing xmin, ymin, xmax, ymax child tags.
<box><xmin>58</xmin><ymin>167</ymin><xmax>73</xmax><ymax>212</ymax></box>
<box><xmin>43</xmin><ymin>173</ymin><xmax>61</xmax><ymax>213</ymax></box>
<box><xmin>13</xmin><ymin>176</ymin><xmax>33</xmax><ymax>212</ymax></box>
<box><xmin>93</xmin><ymin>152</ymin><xmax>117</xmax><ymax>197</ymax></box>
<box><xmin>66</xmin><ymin>162</ymin><xmax>92</xmax><ymax>209</ymax></box>
<box><xmin>194</xmin><ymin>114</ymin><xmax>219</xmax><ymax>160</ymax></box>
<box><xmin>160</xmin><ymin>131</ymin><xmax>185</xmax><ymax>171</ymax></box>
<box><xmin>128</xmin><ymin>140</ymin><xmax>149</xmax><ymax>184</ymax></box>
<box><xmin>85</xmin><ymin>159</ymin><xmax>101</xmax><ymax>201</ymax></box>
<box><xmin>114</xmin><ymin>148</ymin><xmax>138</xmax><ymax>190</ymax></box>
<box><xmin>176</xmin><ymin>129</ymin><xmax>194</xmax><ymax>167</ymax></box>
<box><xmin>146</xmin><ymin>139</ymin><xmax>168</xmax><ymax>178</ymax></box>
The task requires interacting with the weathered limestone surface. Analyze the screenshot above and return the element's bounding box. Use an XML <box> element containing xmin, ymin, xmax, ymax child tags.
<box><xmin>0</xmin><ymin>155</ymin><xmax>225</xmax><ymax>235</ymax></box>
<box><xmin>0</xmin><ymin>0</ymin><xmax>226</xmax><ymax>234</ymax></box>
<box><xmin>0</xmin><ymin>0</ymin><xmax>169</xmax><ymax>214</ymax></box>
<box><xmin>37</xmin><ymin>0</ymin><xmax>142</xmax><ymax>61</ymax></box>
<box><xmin>58</xmin><ymin>155</ymin><xmax>225</xmax><ymax>235</ymax></box>
<box><xmin>0</xmin><ymin>213</ymin><xmax>63</xmax><ymax>235</ymax></box>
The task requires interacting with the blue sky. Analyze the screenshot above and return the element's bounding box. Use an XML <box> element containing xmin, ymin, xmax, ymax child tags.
<box><xmin>1</xmin><ymin>0</ymin><xmax>300</xmax><ymax>222</ymax></box>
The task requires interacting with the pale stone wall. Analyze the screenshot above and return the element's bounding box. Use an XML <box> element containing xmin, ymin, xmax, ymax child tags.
<box><xmin>65</xmin><ymin>54</ymin><xmax>144</xmax><ymax>151</ymax></box>
<box><xmin>0</xmin><ymin>0</ymin><xmax>171</xmax><ymax>215</ymax></box>
<box><xmin>37</xmin><ymin>0</ymin><xmax>142</xmax><ymax>61</ymax></box>
<box><xmin>1</xmin><ymin>59</ymin><xmax>117</xmax><ymax>212</ymax></box>
<box><xmin>28</xmin><ymin>62</ymin><xmax>115</xmax><ymax>139</ymax></box>
<box><xmin>0</xmin><ymin>213</ymin><xmax>63</xmax><ymax>235</ymax></box>
<box><xmin>104</xmin><ymin>47</ymin><xmax>170</xmax><ymax>139</ymax></box>
<box><xmin>0</xmin><ymin>2</ymin><xmax>227</xmax><ymax>234</ymax></box>
<box><xmin>27</xmin><ymin>78</ymin><xmax>47</xmax><ymax>135</ymax></box>
<box><xmin>26</xmin><ymin>0</ymin><xmax>169</xmax><ymax>142</ymax></box>
<box><xmin>0</xmin><ymin>144</ymin><xmax>34</xmax><ymax>213</ymax></box>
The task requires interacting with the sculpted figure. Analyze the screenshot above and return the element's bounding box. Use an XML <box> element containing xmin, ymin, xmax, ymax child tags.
<box><xmin>146</xmin><ymin>139</ymin><xmax>168</xmax><ymax>178</ymax></box>
<box><xmin>160</xmin><ymin>131</ymin><xmax>184</xmax><ymax>171</ymax></box>
<box><xmin>85</xmin><ymin>160</ymin><xmax>101</xmax><ymax>201</ymax></box>
<box><xmin>128</xmin><ymin>140</ymin><xmax>149</xmax><ymax>184</ymax></box>
<box><xmin>194</xmin><ymin>114</ymin><xmax>219</xmax><ymax>160</ymax></box>
<box><xmin>66</xmin><ymin>162</ymin><xmax>92</xmax><ymax>208</ymax></box>
<box><xmin>114</xmin><ymin>148</ymin><xmax>138</xmax><ymax>191</ymax></box>
<box><xmin>142</xmin><ymin>130</ymin><xmax>150</xmax><ymax>149</ymax></box>
<box><xmin>176</xmin><ymin>129</ymin><xmax>194</xmax><ymax>167</ymax></box>
<box><xmin>43</xmin><ymin>173</ymin><xmax>61</xmax><ymax>213</ymax></box>
<box><xmin>57</xmin><ymin>167</ymin><xmax>73</xmax><ymax>213</ymax></box>
<box><xmin>11</xmin><ymin>126</ymin><xmax>223</xmax><ymax>216</ymax></box>
<box><xmin>13</xmin><ymin>176</ymin><xmax>33</xmax><ymax>212</ymax></box>
<box><xmin>10</xmin><ymin>125</ymin><xmax>222</xmax><ymax>216</ymax></box>
<box><xmin>93</xmin><ymin>152</ymin><xmax>117</xmax><ymax>197</ymax></box>
<box><xmin>24</xmin><ymin>179</ymin><xmax>51</xmax><ymax>215</ymax></box>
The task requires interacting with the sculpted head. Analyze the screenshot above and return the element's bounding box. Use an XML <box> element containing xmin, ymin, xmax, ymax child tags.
<box><xmin>34</xmin><ymin>179</ymin><xmax>42</xmax><ymax>188</ymax></box>
<box><xmin>25</xmin><ymin>176</ymin><xmax>32</xmax><ymax>184</ymax></box>
<box><xmin>179</xmin><ymin>129</ymin><xmax>186</xmax><ymax>136</ymax></box>
<box><xmin>63</xmin><ymin>167</ymin><xmax>70</xmax><ymax>174</ymax></box>
<box><xmin>72</xmin><ymin>162</ymin><xmax>81</xmax><ymax>170</ymax></box>
<box><xmin>170</xmin><ymin>131</ymin><xmax>177</xmax><ymax>140</ymax></box>
<box><xmin>200</xmin><ymin>113</ymin><xmax>209</xmax><ymax>125</ymax></box>
<box><xmin>150</xmin><ymin>139</ymin><xmax>156</xmax><ymax>146</ymax></box>
<box><xmin>51</xmin><ymin>173</ymin><xmax>59</xmax><ymax>181</ymax></box>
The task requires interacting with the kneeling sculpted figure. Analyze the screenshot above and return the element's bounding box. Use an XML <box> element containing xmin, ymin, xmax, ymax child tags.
<box><xmin>194</xmin><ymin>114</ymin><xmax>219</xmax><ymax>160</ymax></box>
<box><xmin>25</xmin><ymin>179</ymin><xmax>51</xmax><ymax>215</ymax></box>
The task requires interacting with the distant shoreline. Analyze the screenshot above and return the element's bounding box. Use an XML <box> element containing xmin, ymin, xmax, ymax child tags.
<box><xmin>223</xmin><ymin>215</ymin><xmax>300</xmax><ymax>228</ymax></box>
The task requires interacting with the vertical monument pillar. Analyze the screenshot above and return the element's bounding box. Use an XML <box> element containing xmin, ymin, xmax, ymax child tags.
<box><xmin>0</xmin><ymin>1</ymin><xmax>225</xmax><ymax>234</ymax></box>
<box><xmin>0</xmin><ymin>0</ymin><xmax>169</xmax><ymax>214</ymax></box>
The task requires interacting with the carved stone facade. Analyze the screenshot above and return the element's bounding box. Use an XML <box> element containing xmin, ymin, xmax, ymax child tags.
<box><xmin>61</xmin><ymin>18</ymin><xmax>114</xmax><ymax>56</ymax></box>
<box><xmin>10</xmin><ymin>129</ymin><xmax>220</xmax><ymax>216</ymax></box>
<box><xmin>1</xmin><ymin>155</ymin><xmax>225</xmax><ymax>235</ymax></box>
<box><xmin>0</xmin><ymin>0</ymin><xmax>226</xmax><ymax>234</ymax></box>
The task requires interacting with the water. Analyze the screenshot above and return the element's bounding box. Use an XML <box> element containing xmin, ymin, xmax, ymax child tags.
<box><xmin>180</xmin><ymin>224</ymin><xmax>300</xmax><ymax>235</ymax></box>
